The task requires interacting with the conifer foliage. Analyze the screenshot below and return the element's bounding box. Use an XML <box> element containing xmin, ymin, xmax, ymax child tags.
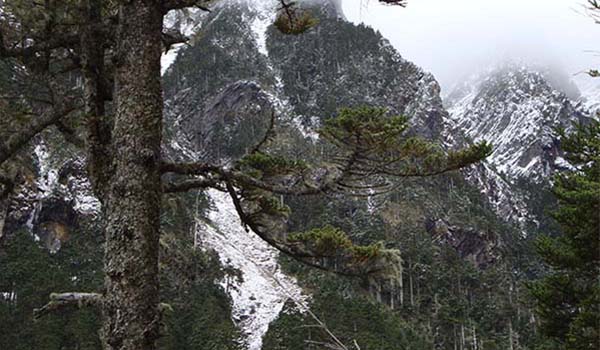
<box><xmin>530</xmin><ymin>120</ymin><xmax>600</xmax><ymax>349</ymax></box>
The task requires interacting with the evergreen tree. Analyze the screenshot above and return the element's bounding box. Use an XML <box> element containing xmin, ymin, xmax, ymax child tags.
<box><xmin>530</xmin><ymin>120</ymin><xmax>600</xmax><ymax>349</ymax></box>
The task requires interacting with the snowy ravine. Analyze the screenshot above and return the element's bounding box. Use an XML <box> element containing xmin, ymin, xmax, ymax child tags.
<box><xmin>197</xmin><ymin>189</ymin><xmax>306</xmax><ymax>350</ymax></box>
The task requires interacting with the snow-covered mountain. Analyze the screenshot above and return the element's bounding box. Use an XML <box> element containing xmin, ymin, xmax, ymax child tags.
<box><xmin>445</xmin><ymin>65</ymin><xmax>588</xmax><ymax>183</ymax></box>
<box><xmin>576</xmin><ymin>75</ymin><xmax>600</xmax><ymax>113</ymax></box>
<box><xmin>443</xmin><ymin>64</ymin><xmax>595</xmax><ymax>232</ymax></box>
<box><xmin>161</xmin><ymin>0</ymin><xmax>595</xmax><ymax>335</ymax></box>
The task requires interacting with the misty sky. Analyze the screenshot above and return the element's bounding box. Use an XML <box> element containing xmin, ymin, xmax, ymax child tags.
<box><xmin>341</xmin><ymin>0</ymin><xmax>599</xmax><ymax>93</ymax></box>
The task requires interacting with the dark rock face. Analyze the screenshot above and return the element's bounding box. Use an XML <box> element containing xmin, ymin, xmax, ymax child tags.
<box><xmin>426</xmin><ymin>218</ymin><xmax>499</xmax><ymax>269</ymax></box>
<box><xmin>196</xmin><ymin>81</ymin><xmax>275</xmax><ymax>163</ymax></box>
<box><xmin>4</xmin><ymin>183</ymin><xmax>79</xmax><ymax>252</ymax></box>
<box><xmin>1</xmin><ymin>150</ymin><xmax>98</xmax><ymax>252</ymax></box>
<box><xmin>32</xmin><ymin>198</ymin><xmax>78</xmax><ymax>253</ymax></box>
<box><xmin>162</xmin><ymin>1</ymin><xmax>275</xmax><ymax>160</ymax></box>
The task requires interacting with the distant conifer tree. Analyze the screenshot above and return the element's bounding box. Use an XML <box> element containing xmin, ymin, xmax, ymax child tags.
<box><xmin>530</xmin><ymin>120</ymin><xmax>600</xmax><ymax>349</ymax></box>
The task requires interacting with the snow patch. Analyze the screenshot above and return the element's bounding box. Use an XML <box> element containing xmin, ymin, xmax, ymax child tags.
<box><xmin>34</xmin><ymin>143</ymin><xmax>59</xmax><ymax>196</ymax></box>
<box><xmin>69</xmin><ymin>176</ymin><xmax>101</xmax><ymax>215</ymax></box>
<box><xmin>248</xmin><ymin>0</ymin><xmax>277</xmax><ymax>56</ymax></box>
<box><xmin>161</xmin><ymin>8</ymin><xmax>207</xmax><ymax>75</ymax></box>
<box><xmin>198</xmin><ymin>189</ymin><xmax>307</xmax><ymax>350</ymax></box>
<box><xmin>575</xmin><ymin>75</ymin><xmax>600</xmax><ymax>113</ymax></box>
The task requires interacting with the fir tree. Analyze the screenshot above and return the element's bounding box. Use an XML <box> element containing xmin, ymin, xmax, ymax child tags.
<box><xmin>530</xmin><ymin>120</ymin><xmax>600</xmax><ymax>349</ymax></box>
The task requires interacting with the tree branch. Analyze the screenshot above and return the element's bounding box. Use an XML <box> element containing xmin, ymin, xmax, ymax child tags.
<box><xmin>80</xmin><ymin>0</ymin><xmax>113</xmax><ymax>204</ymax></box>
<box><xmin>161</xmin><ymin>161</ymin><xmax>336</xmax><ymax>195</ymax></box>
<box><xmin>163</xmin><ymin>177</ymin><xmax>225</xmax><ymax>193</ymax></box>
<box><xmin>0</xmin><ymin>100</ymin><xmax>81</xmax><ymax>166</ymax></box>
<box><xmin>304</xmin><ymin>340</ymin><xmax>346</xmax><ymax>350</ymax></box>
<box><xmin>162</xmin><ymin>0</ymin><xmax>213</xmax><ymax>13</ymax></box>
<box><xmin>379</xmin><ymin>0</ymin><xmax>408</xmax><ymax>6</ymax></box>
<box><xmin>160</xmin><ymin>161</ymin><xmax>217</xmax><ymax>175</ymax></box>
<box><xmin>0</xmin><ymin>31</ymin><xmax>80</xmax><ymax>59</ymax></box>
<box><xmin>583</xmin><ymin>0</ymin><xmax>600</xmax><ymax>23</ymax></box>
<box><xmin>223</xmin><ymin>183</ymin><xmax>396</xmax><ymax>278</ymax></box>
<box><xmin>33</xmin><ymin>292</ymin><xmax>103</xmax><ymax>320</ymax></box>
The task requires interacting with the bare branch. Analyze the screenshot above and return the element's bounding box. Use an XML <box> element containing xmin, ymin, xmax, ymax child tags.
<box><xmin>160</xmin><ymin>161</ymin><xmax>216</xmax><ymax>175</ymax></box>
<box><xmin>33</xmin><ymin>292</ymin><xmax>103</xmax><ymax>320</ymax></box>
<box><xmin>0</xmin><ymin>31</ymin><xmax>80</xmax><ymax>59</ymax></box>
<box><xmin>304</xmin><ymin>340</ymin><xmax>346</xmax><ymax>350</ymax></box>
<box><xmin>587</xmin><ymin>0</ymin><xmax>600</xmax><ymax>23</ymax></box>
<box><xmin>378</xmin><ymin>0</ymin><xmax>408</xmax><ymax>6</ymax></box>
<box><xmin>0</xmin><ymin>99</ymin><xmax>81</xmax><ymax>166</ymax></box>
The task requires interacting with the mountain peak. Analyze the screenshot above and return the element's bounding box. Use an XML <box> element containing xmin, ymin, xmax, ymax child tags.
<box><xmin>446</xmin><ymin>64</ymin><xmax>587</xmax><ymax>182</ymax></box>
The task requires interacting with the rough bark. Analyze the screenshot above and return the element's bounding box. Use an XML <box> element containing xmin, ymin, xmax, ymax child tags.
<box><xmin>101</xmin><ymin>1</ymin><xmax>163</xmax><ymax>349</ymax></box>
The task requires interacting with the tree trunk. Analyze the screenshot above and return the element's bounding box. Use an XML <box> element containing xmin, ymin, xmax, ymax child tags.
<box><xmin>0</xmin><ymin>196</ymin><xmax>8</xmax><ymax>238</ymax></box>
<box><xmin>398</xmin><ymin>259</ymin><xmax>404</xmax><ymax>307</ymax></box>
<box><xmin>409</xmin><ymin>259</ymin><xmax>414</xmax><ymax>307</ymax></box>
<box><xmin>508</xmin><ymin>320</ymin><xmax>514</xmax><ymax>350</ymax></box>
<box><xmin>81</xmin><ymin>0</ymin><xmax>112</xmax><ymax>203</ymax></box>
<box><xmin>101</xmin><ymin>1</ymin><xmax>163</xmax><ymax>349</ymax></box>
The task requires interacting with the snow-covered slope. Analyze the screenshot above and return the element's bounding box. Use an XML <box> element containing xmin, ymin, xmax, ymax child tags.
<box><xmin>443</xmin><ymin>65</ymin><xmax>594</xmax><ymax>232</ymax></box>
<box><xmin>199</xmin><ymin>189</ymin><xmax>306</xmax><ymax>350</ymax></box>
<box><xmin>576</xmin><ymin>76</ymin><xmax>600</xmax><ymax>113</ymax></box>
<box><xmin>446</xmin><ymin>65</ymin><xmax>587</xmax><ymax>183</ymax></box>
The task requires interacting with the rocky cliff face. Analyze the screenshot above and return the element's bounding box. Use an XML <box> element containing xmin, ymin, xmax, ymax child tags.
<box><xmin>445</xmin><ymin>65</ymin><xmax>588</xmax><ymax>183</ymax></box>
<box><xmin>1</xmin><ymin>139</ymin><xmax>99</xmax><ymax>253</ymax></box>
<box><xmin>444</xmin><ymin>65</ymin><xmax>595</xmax><ymax>233</ymax></box>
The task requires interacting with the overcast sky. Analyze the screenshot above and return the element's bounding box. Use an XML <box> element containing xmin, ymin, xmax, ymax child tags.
<box><xmin>341</xmin><ymin>0</ymin><xmax>599</xmax><ymax>93</ymax></box>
